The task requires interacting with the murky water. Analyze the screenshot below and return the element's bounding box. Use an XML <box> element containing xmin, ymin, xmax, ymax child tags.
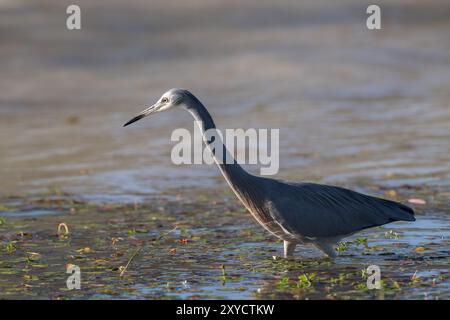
<box><xmin>0</xmin><ymin>0</ymin><xmax>449</xmax><ymax>299</ymax></box>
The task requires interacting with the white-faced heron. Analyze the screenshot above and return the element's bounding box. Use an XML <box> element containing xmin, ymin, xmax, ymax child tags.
<box><xmin>124</xmin><ymin>89</ymin><xmax>415</xmax><ymax>258</ymax></box>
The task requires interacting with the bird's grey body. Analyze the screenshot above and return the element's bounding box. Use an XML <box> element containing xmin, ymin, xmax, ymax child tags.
<box><xmin>124</xmin><ymin>88</ymin><xmax>415</xmax><ymax>258</ymax></box>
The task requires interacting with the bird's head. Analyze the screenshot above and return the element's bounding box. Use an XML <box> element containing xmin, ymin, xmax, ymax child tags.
<box><xmin>123</xmin><ymin>88</ymin><xmax>196</xmax><ymax>127</ymax></box>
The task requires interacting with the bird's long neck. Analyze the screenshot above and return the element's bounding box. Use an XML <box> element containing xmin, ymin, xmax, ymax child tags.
<box><xmin>185</xmin><ymin>98</ymin><xmax>274</xmax><ymax>228</ymax></box>
<box><xmin>187</xmin><ymin>102</ymin><xmax>250</xmax><ymax>185</ymax></box>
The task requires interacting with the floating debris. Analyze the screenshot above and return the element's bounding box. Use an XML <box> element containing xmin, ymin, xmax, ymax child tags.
<box><xmin>385</xmin><ymin>190</ymin><xmax>397</xmax><ymax>198</ymax></box>
<box><xmin>77</xmin><ymin>247</ymin><xmax>93</xmax><ymax>254</ymax></box>
<box><xmin>119</xmin><ymin>246</ymin><xmax>143</xmax><ymax>277</ymax></box>
<box><xmin>385</xmin><ymin>230</ymin><xmax>400</xmax><ymax>239</ymax></box>
<box><xmin>411</xmin><ymin>271</ymin><xmax>420</xmax><ymax>283</ymax></box>
<box><xmin>408</xmin><ymin>198</ymin><xmax>426</xmax><ymax>205</ymax></box>
<box><xmin>111</xmin><ymin>237</ymin><xmax>124</xmax><ymax>246</ymax></box>
<box><xmin>26</xmin><ymin>252</ymin><xmax>41</xmax><ymax>262</ymax></box>
<box><xmin>57</xmin><ymin>223</ymin><xmax>70</xmax><ymax>239</ymax></box>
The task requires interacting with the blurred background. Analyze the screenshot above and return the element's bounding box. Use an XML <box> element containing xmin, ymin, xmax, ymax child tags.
<box><xmin>1</xmin><ymin>0</ymin><xmax>449</xmax><ymax>202</ymax></box>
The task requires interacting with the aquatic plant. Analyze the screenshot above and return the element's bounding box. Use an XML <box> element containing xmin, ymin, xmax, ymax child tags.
<box><xmin>297</xmin><ymin>273</ymin><xmax>316</xmax><ymax>288</ymax></box>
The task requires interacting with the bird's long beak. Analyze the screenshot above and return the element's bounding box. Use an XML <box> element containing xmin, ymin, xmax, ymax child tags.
<box><xmin>123</xmin><ymin>104</ymin><xmax>159</xmax><ymax>127</ymax></box>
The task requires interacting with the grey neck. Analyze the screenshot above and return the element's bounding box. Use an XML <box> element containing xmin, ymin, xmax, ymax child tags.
<box><xmin>185</xmin><ymin>100</ymin><xmax>255</xmax><ymax>194</ymax></box>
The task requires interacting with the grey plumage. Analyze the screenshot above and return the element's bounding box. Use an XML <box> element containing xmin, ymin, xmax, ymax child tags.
<box><xmin>124</xmin><ymin>88</ymin><xmax>415</xmax><ymax>258</ymax></box>
<box><xmin>268</xmin><ymin>181</ymin><xmax>415</xmax><ymax>238</ymax></box>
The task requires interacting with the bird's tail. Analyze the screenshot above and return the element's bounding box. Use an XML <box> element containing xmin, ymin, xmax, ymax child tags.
<box><xmin>378</xmin><ymin>198</ymin><xmax>416</xmax><ymax>222</ymax></box>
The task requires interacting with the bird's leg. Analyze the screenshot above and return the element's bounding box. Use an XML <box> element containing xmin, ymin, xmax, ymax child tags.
<box><xmin>283</xmin><ymin>241</ymin><xmax>296</xmax><ymax>258</ymax></box>
<box><xmin>314</xmin><ymin>241</ymin><xmax>337</xmax><ymax>258</ymax></box>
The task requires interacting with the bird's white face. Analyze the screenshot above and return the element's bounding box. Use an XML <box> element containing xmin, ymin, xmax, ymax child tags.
<box><xmin>123</xmin><ymin>88</ymin><xmax>189</xmax><ymax>127</ymax></box>
<box><xmin>156</xmin><ymin>89</ymin><xmax>186</xmax><ymax>112</ymax></box>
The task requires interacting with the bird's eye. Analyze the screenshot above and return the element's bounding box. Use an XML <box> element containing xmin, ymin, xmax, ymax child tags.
<box><xmin>161</xmin><ymin>97</ymin><xmax>169</xmax><ymax>103</ymax></box>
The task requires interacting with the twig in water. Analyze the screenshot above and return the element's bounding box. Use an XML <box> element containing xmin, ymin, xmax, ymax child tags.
<box><xmin>119</xmin><ymin>226</ymin><xmax>178</xmax><ymax>277</ymax></box>
<box><xmin>120</xmin><ymin>246</ymin><xmax>143</xmax><ymax>277</ymax></box>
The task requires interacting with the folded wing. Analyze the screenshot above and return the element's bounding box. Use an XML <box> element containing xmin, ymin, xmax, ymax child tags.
<box><xmin>269</xmin><ymin>182</ymin><xmax>415</xmax><ymax>238</ymax></box>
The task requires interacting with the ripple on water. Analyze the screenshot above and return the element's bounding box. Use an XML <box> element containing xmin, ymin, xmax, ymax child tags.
<box><xmin>0</xmin><ymin>209</ymin><xmax>60</xmax><ymax>218</ymax></box>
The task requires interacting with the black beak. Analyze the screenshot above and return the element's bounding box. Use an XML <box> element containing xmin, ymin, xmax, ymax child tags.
<box><xmin>123</xmin><ymin>104</ymin><xmax>159</xmax><ymax>127</ymax></box>
<box><xmin>123</xmin><ymin>114</ymin><xmax>146</xmax><ymax>127</ymax></box>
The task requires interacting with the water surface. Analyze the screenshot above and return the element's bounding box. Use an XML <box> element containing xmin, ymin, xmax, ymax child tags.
<box><xmin>0</xmin><ymin>0</ymin><xmax>449</xmax><ymax>299</ymax></box>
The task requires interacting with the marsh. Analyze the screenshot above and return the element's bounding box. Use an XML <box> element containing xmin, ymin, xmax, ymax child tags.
<box><xmin>0</xmin><ymin>0</ymin><xmax>449</xmax><ymax>299</ymax></box>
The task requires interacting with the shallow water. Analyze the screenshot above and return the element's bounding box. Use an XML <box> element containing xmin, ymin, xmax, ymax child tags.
<box><xmin>0</xmin><ymin>188</ymin><xmax>448</xmax><ymax>299</ymax></box>
<box><xmin>0</xmin><ymin>0</ymin><xmax>449</xmax><ymax>299</ymax></box>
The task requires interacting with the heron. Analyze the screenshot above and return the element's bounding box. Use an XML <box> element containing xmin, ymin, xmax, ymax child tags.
<box><xmin>124</xmin><ymin>88</ymin><xmax>415</xmax><ymax>258</ymax></box>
